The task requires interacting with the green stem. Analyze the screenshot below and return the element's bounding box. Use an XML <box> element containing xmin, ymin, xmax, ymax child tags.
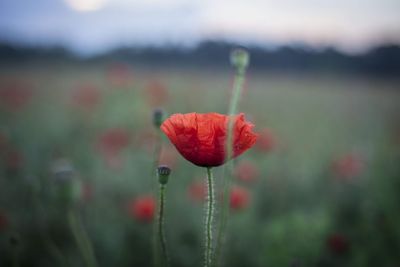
<box><xmin>12</xmin><ymin>245</ymin><xmax>19</xmax><ymax>267</ymax></box>
<box><xmin>68</xmin><ymin>208</ymin><xmax>98</xmax><ymax>267</ymax></box>
<box><xmin>214</xmin><ymin>68</ymin><xmax>246</xmax><ymax>267</ymax></box>
<box><xmin>152</xmin><ymin>130</ymin><xmax>163</xmax><ymax>178</ymax></box>
<box><xmin>158</xmin><ymin>184</ymin><xmax>169</xmax><ymax>266</ymax></box>
<box><xmin>30</xmin><ymin>180</ymin><xmax>70</xmax><ymax>267</ymax></box>
<box><xmin>205</xmin><ymin>167</ymin><xmax>215</xmax><ymax>267</ymax></box>
<box><xmin>152</xmin><ymin>129</ymin><xmax>163</xmax><ymax>267</ymax></box>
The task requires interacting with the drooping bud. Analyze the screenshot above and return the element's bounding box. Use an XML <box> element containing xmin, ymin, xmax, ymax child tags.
<box><xmin>157</xmin><ymin>165</ymin><xmax>171</xmax><ymax>185</ymax></box>
<box><xmin>153</xmin><ymin>108</ymin><xmax>164</xmax><ymax>128</ymax></box>
<box><xmin>230</xmin><ymin>48</ymin><xmax>250</xmax><ymax>71</ymax></box>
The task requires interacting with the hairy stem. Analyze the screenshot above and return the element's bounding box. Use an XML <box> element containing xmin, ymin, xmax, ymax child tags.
<box><xmin>158</xmin><ymin>184</ymin><xmax>169</xmax><ymax>266</ymax></box>
<box><xmin>205</xmin><ymin>167</ymin><xmax>215</xmax><ymax>267</ymax></box>
<box><xmin>152</xmin><ymin>129</ymin><xmax>162</xmax><ymax>267</ymax></box>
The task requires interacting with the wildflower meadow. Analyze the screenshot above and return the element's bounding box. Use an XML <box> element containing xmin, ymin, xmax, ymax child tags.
<box><xmin>0</xmin><ymin>50</ymin><xmax>400</xmax><ymax>267</ymax></box>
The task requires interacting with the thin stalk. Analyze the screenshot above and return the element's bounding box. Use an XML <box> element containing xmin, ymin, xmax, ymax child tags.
<box><xmin>214</xmin><ymin>68</ymin><xmax>246</xmax><ymax>266</ymax></box>
<box><xmin>158</xmin><ymin>184</ymin><xmax>169</xmax><ymax>266</ymax></box>
<box><xmin>205</xmin><ymin>167</ymin><xmax>215</xmax><ymax>267</ymax></box>
<box><xmin>152</xmin><ymin>130</ymin><xmax>163</xmax><ymax>178</ymax></box>
<box><xmin>12</xmin><ymin>245</ymin><xmax>19</xmax><ymax>267</ymax></box>
<box><xmin>32</xmin><ymin>194</ymin><xmax>69</xmax><ymax>267</ymax></box>
<box><xmin>152</xmin><ymin>129</ymin><xmax>163</xmax><ymax>267</ymax></box>
<box><xmin>68</xmin><ymin>208</ymin><xmax>98</xmax><ymax>267</ymax></box>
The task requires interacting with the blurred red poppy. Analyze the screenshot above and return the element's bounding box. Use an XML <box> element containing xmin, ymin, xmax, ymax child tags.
<box><xmin>97</xmin><ymin>128</ymin><xmax>130</xmax><ymax>156</ymax></box>
<box><xmin>144</xmin><ymin>80</ymin><xmax>169</xmax><ymax>106</ymax></box>
<box><xmin>327</xmin><ymin>233</ymin><xmax>349</xmax><ymax>255</ymax></box>
<box><xmin>332</xmin><ymin>153</ymin><xmax>364</xmax><ymax>179</ymax></box>
<box><xmin>234</xmin><ymin>160</ymin><xmax>259</xmax><ymax>183</ymax></box>
<box><xmin>188</xmin><ymin>181</ymin><xmax>207</xmax><ymax>202</ymax></box>
<box><xmin>0</xmin><ymin>212</ymin><xmax>8</xmax><ymax>231</ymax></box>
<box><xmin>161</xmin><ymin>113</ymin><xmax>258</xmax><ymax>167</ymax></box>
<box><xmin>4</xmin><ymin>149</ymin><xmax>23</xmax><ymax>171</ymax></box>
<box><xmin>127</xmin><ymin>196</ymin><xmax>156</xmax><ymax>223</ymax></box>
<box><xmin>0</xmin><ymin>132</ymin><xmax>9</xmax><ymax>152</ymax></box>
<box><xmin>255</xmin><ymin>128</ymin><xmax>276</xmax><ymax>152</ymax></box>
<box><xmin>71</xmin><ymin>84</ymin><xmax>101</xmax><ymax>111</ymax></box>
<box><xmin>81</xmin><ymin>183</ymin><xmax>94</xmax><ymax>202</ymax></box>
<box><xmin>230</xmin><ymin>186</ymin><xmax>250</xmax><ymax>210</ymax></box>
<box><xmin>0</xmin><ymin>82</ymin><xmax>33</xmax><ymax>111</ymax></box>
<box><xmin>107</xmin><ymin>63</ymin><xmax>134</xmax><ymax>87</ymax></box>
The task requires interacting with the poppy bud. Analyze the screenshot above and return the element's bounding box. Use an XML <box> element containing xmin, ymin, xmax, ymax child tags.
<box><xmin>157</xmin><ymin>165</ymin><xmax>171</xmax><ymax>185</ymax></box>
<box><xmin>153</xmin><ymin>108</ymin><xmax>164</xmax><ymax>128</ymax></box>
<box><xmin>9</xmin><ymin>233</ymin><xmax>20</xmax><ymax>247</ymax></box>
<box><xmin>230</xmin><ymin>48</ymin><xmax>249</xmax><ymax>71</ymax></box>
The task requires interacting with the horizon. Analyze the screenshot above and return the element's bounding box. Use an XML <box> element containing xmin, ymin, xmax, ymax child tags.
<box><xmin>0</xmin><ymin>0</ymin><xmax>399</xmax><ymax>55</ymax></box>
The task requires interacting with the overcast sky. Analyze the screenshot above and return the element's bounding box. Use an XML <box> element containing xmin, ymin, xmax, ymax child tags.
<box><xmin>0</xmin><ymin>0</ymin><xmax>399</xmax><ymax>54</ymax></box>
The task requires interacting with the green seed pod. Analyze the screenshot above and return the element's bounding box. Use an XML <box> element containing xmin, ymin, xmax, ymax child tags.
<box><xmin>157</xmin><ymin>165</ymin><xmax>171</xmax><ymax>185</ymax></box>
<box><xmin>230</xmin><ymin>48</ymin><xmax>250</xmax><ymax>71</ymax></box>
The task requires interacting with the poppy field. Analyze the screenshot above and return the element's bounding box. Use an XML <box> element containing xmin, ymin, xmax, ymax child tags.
<box><xmin>1</xmin><ymin>60</ymin><xmax>400</xmax><ymax>267</ymax></box>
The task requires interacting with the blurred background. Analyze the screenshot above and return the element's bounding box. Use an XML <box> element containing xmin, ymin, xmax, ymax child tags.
<box><xmin>0</xmin><ymin>0</ymin><xmax>400</xmax><ymax>266</ymax></box>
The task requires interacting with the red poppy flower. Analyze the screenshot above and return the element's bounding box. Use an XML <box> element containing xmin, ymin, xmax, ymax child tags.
<box><xmin>255</xmin><ymin>128</ymin><xmax>276</xmax><ymax>152</ymax></box>
<box><xmin>0</xmin><ymin>131</ymin><xmax>9</xmax><ymax>152</ymax></box>
<box><xmin>327</xmin><ymin>233</ymin><xmax>349</xmax><ymax>255</ymax></box>
<box><xmin>0</xmin><ymin>212</ymin><xmax>8</xmax><ymax>231</ymax></box>
<box><xmin>332</xmin><ymin>153</ymin><xmax>364</xmax><ymax>179</ymax></box>
<box><xmin>161</xmin><ymin>113</ymin><xmax>258</xmax><ymax>167</ymax></box>
<box><xmin>0</xmin><ymin>82</ymin><xmax>33</xmax><ymax>111</ymax></box>
<box><xmin>234</xmin><ymin>160</ymin><xmax>259</xmax><ymax>183</ymax></box>
<box><xmin>230</xmin><ymin>186</ymin><xmax>250</xmax><ymax>210</ymax></box>
<box><xmin>127</xmin><ymin>196</ymin><xmax>156</xmax><ymax>223</ymax></box>
<box><xmin>71</xmin><ymin>84</ymin><xmax>101</xmax><ymax>111</ymax></box>
<box><xmin>81</xmin><ymin>183</ymin><xmax>94</xmax><ymax>202</ymax></box>
<box><xmin>4</xmin><ymin>149</ymin><xmax>23</xmax><ymax>171</ymax></box>
<box><xmin>97</xmin><ymin>128</ymin><xmax>130</xmax><ymax>156</ymax></box>
<box><xmin>107</xmin><ymin>63</ymin><xmax>134</xmax><ymax>87</ymax></box>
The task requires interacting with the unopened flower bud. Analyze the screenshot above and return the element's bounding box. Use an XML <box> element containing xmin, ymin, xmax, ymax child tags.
<box><xmin>9</xmin><ymin>233</ymin><xmax>20</xmax><ymax>247</ymax></box>
<box><xmin>157</xmin><ymin>165</ymin><xmax>171</xmax><ymax>185</ymax></box>
<box><xmin>51</xmin><ymin>158</ymin><xmax>74</xmax><ymax>182</ymax></box>
<box><xmin>153</xmin><ymin>108</ymin><xmax>164</xmax><ymax>128</ymax></box>
<box><xmin>230</xmin><ymin>48</ymin><xmax>250</xmax><ymax>71</ymax></box>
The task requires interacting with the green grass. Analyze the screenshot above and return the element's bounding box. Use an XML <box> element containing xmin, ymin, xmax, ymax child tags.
<box><xmin>1</xmin><ymin>63</ymin><xmax>400</xmax><ymax>267</ymax></box>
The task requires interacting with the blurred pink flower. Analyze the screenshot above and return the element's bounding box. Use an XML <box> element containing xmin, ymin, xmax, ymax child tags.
<box><xmin>4</xmin><ymin>149</ymin><xmax>23</xmax><ymax>172</ymax></box>
<box><xmin>97</xmin><ymin>128</ymin><xmax>130</xmax><ymax>156</ymax></box>
<box><xmin>81</xmin><ymin>183</ymin><xmax>94</xmax><ymax>202</ymax></box>
<box><xmin>234</xmin><ymin>160</ymin><xmax>260</xmax><ymax>183</ymax></box>
<box><xmin>107</xmin><ymin>63</ymin><xmax>134</xmax><ymax>87</ymax></box>
<box><xmin>96</xmin><ymin>128</ymin><xmax>130</xmax><ymax>169</ymax></box>
<box><xmin>0</xmin><ymin>82</ymin><xmax>33</xmax><ymax>111</ymax></box>
<box><xmin>188</xmin><ymin>181</ymin><xmax>207</xmax><ymax>202</ymax></box>
<box><xmin>0</xmin><ymin>132</ymin><xmax>9</xmax><ymax>153</ymax></box>
<box><xmin>255</xmin><ymin>128</ymin><xmax>276</xmax><ymax>152</ymax></box>
<box><xmin>332</xmin><ymin>153</ymin><xmax>364</xmax><ymax>179</ymax></box>
<box><xmin>127</xmin><ymin>196</ymin><xmax>156</xmax><ymax>223</ymax></box>
<box><xmin>0</xmin><ymin>212</ymin><xmax>8</xmax><ymax>231</ymax></box>
<box><xmin>144</xmin><ymin>80</ymin><xmax>169</xmax><ymax>106</ymax></box>
<box><xmin>230</xmin><ymin>186</ymin><xmax>250</xmax><ymax>210</ymax></box>
<box><xmin>71</xmin><ymin>83</ymin><xmax>101</xmax><ymax>111</ymax></box>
